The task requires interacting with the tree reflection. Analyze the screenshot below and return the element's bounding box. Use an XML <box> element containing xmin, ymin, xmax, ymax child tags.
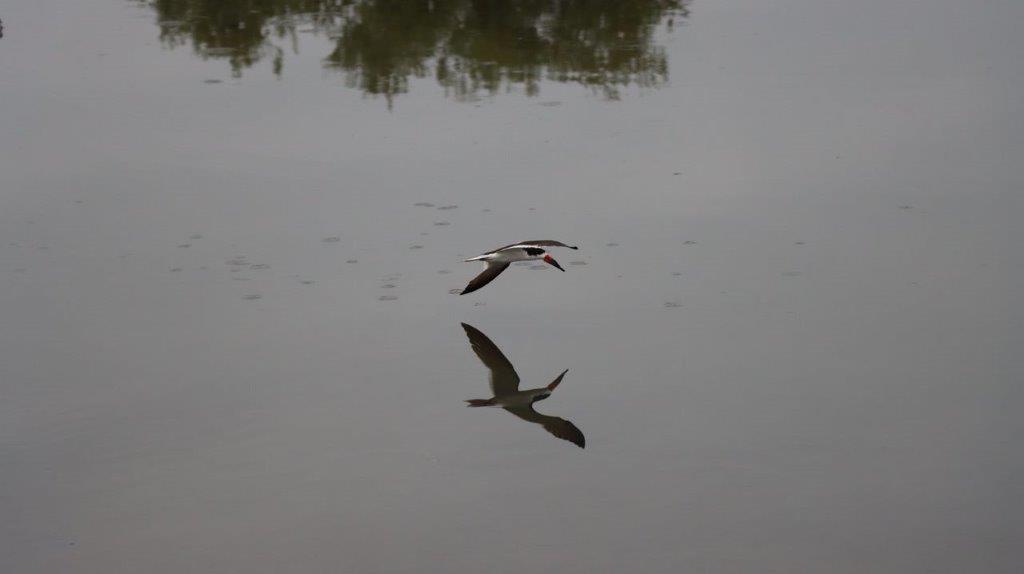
<box><xmin>142</xmin><ymin>0</ymin><xmax>689</xmax><ymax>104</ymax></box>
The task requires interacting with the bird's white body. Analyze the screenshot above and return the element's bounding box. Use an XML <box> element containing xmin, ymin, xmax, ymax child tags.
<box><xmin>476</xmin><ymin>389</ymin><xmax>552</xmax><ymax>408</ymax></box>
<box><xmin>464</xmin><ymin>246</ymin><xmax>546</xmax><ymax>263</ymax></box>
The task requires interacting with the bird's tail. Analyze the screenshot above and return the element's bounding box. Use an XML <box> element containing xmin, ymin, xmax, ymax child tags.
<box><xmin>465</xmin><ymin>398</ymin><xmax>496</xmax><ymax>407</ymax></box>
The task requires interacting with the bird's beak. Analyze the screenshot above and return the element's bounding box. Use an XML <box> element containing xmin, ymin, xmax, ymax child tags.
<box><xmin>543</xmin><ymin>254</ymin><xmax>565</xmax><ymax>272</ymax></box>
<box><xmin>548</xmin><ymin>369</ymin><xmax>569</xmax><ymax>390</ymax></box>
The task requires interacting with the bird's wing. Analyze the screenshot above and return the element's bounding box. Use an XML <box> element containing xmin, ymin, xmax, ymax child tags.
<box><xmin>516</xmin><ymin>240</ymin><xmax>578</xmax><ymax>249</ymax></box>
<box><xmin>460</xmin><ymin>261</ymin><xmax>510</xmax><ymax>295</ymax></box>
<box><xmin>461</xmin><ymin>323</ymin><xmax>520</xmax><ymax>394</ymax></box>
<box><xmin>504</xmin><ymin>406</ymin><xmax>585</xmax><ymax>448</ymax></box>
<box><xmin>484</xmin><ymin>240</ymin><xmax>578</xmax><ymax>254</ymax></box>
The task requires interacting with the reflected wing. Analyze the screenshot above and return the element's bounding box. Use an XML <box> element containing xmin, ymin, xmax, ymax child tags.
<box><xmin>504</xmin><ymin>406</ymin><xmax>585</xmax><ymax>448</ymax></box>
<box><xmin>460</xmin><ymin>262</ymin><xmax>510</xmax><ymax>295</ymax></box>
<box><xmin>461</xmin><ymin>323</ymin><xmax>520</xmax><ymax>395</ymax></box>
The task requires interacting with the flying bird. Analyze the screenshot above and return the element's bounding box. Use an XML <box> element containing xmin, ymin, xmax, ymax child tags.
<box><xmin>460</xmin><ymin>240</ymin><xmax>578</xmax><ymax>295</ymax></box>
<box><xmin>461</xmin><ymin>323</ymin><xmax>584</xmax><ymax>448</ymax></box>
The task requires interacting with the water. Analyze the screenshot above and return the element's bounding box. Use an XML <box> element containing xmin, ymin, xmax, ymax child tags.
<box><xmin>2</xmin><ymin>1</ymin><xmax>1022</xmax><ymax>572</ymax></box>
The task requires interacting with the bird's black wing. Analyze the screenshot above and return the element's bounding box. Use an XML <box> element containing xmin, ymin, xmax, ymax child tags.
<box><xmin>483</xmin><ymin>240</ymin><xmax>578</xmax><ymax>254</ymax></box>
<box><xmin>460</xmin><ymin>262</ymin><xmax>510</xmax><ymax>295</ymax></box>
<box><xmin>504</xmin><ymin>406</ymin><xmax>585</xmax><ymax>448</ymax></box>
<box><xmin>517</xmin><ymin>240</ymin><xmax>578</xmax><ymax>250</ymax></box>
<box><xmin>462</xmin><ymin>323</ymin><xmax>520</xmax><ymax>394</ymax></box>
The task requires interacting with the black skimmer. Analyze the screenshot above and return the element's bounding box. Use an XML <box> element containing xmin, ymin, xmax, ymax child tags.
<box><xmin>461</xmin><ymin>323</ymin><xmax>584</xmax><ymax>448</ymax></box>
<box><xmin>460</xmin><ymin>240</ymin><xmax>578</xmax><ymax>295</ymax></box>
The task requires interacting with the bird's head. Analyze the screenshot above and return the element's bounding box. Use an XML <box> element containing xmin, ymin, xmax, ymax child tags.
<box><xmin>542</xmin><ymin>252</ymin><xmax>565</xmax><ymax>272</ymax></box>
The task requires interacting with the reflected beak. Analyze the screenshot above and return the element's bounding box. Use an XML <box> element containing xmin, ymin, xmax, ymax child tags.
<box><xmin>543</xmin><ymin>254</ymin><xmax>565</xmax><ymax>272</ymax></box>
<box><xmin>547</xmin><ymin>369</ymin><xmax>569</xmax><ymax>390</ymax></box>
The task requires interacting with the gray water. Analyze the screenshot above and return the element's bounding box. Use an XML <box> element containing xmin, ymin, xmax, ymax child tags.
<box><xmin>2</xmin><ymin>1</ymin><xmax>1022</xmax><ymax>572</ymax></box>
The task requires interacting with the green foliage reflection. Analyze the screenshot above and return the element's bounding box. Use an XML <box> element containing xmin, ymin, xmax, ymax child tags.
<box><xmin>143</xmin><ymin>0</ymin><xmax>689</xmax><ymax>103</ymax></box>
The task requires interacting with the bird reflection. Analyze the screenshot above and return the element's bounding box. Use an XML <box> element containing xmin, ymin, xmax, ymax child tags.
<box><xmin>461</xmin><ymin>323</ymin><xmax>584</xmax><ymax>448</ymax></box>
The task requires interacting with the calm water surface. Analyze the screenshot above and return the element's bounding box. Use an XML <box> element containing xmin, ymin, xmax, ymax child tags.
<box><xmin>2</xmin><ymin>1</ymin><xmax>1022</xmax><ymax>572</ymax></box>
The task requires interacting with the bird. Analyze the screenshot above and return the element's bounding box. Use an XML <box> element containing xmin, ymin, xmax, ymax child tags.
<box><xmin>461</xmin><ymin>323</ymin><xmax>584</xmax><ymax>448</ymax></box>
<box><xmin>460</xmin><ymin>240</ymin><xmax>578</xmax><ymax>295</ymax></box>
